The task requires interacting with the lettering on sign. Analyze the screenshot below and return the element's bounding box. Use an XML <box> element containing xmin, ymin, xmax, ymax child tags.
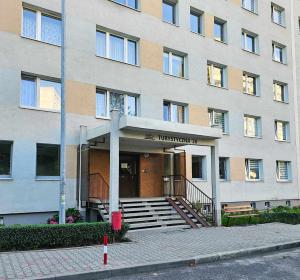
<box><xmin>144</xmin><ymin>134</ymin><xmax>198</xmax><ymax>144</ymax></box>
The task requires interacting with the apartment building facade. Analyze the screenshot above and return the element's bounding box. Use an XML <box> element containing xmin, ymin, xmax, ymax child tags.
<box><xmin>0</xmin><ymin>0</ymin><xmax>300</xmax><ymax>225</ymax></box>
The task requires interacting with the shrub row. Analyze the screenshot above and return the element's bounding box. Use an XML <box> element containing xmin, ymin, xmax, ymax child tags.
<box><xmin>222</xmin><ymin>212</ymin><xmax>300</xmax><ymax>227</ymax></box>
<box><xmin>0</xmin><ymin>222</ymin><xmax>129</xmax><ymax>252</ymax></box>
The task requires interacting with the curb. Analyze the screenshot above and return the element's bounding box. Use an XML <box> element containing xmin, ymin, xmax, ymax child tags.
<box><xmin>40</xmin><ymin>240</ymin><xmax>300</xmax><ymax>280</ymax></box>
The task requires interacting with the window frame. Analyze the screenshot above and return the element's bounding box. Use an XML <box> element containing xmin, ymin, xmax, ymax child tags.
<box><xmin>36</xmin><ymin>143</ymin><xmax>60</xmax><ymax>180</ymax></box>
<box><xmin>162</xmin><ymin>0</ymin><xmax>177</xmax><ymax>25</ymax></box>
<box><xmin>244</xmin><ymin>115</ymin><xmax>262</xmax><ymax>138</ymax></box>
<box><xmin>214</xmin><ymin>17</ymin><xmax>227</xmax><ymax>43</ymax></box>
<box><xmin>20</xmin><ymin>74</ymin><xmax>61</xmax><ymax>112</ymax></box>
<box><xmin>272</xmin><ymin>42</ymin><xmax>286</xmax><ymax>64</ymax></box>
<box><xmin>190</xmin><ymin>8</ymin><xmax>203</xmax><ymax>35</ymax></box>
<box><xmin>96</xmin><ymin>29</ymin><xmax>139</xmax><ymax>66</ymax></box>
<box><xmin>275</xmin><ymin>120</ymin><xmax>290</xmax><ymax>142</ymax></box>
<box><xmin>271</xmin><ymin>3</ymin><xmax>285</xmax><ymax>27</ymax></box>
<box><xmin>163</xmin><ymin>100</ymin><xmax>187</xmax><ymax>124</ymax></box>
<box><xmin>0</xmin><ymin>141</ymin><xmax>13</xmax><ymax>179</ymax></box>
<box><xmin>163</xmin><ymin>50</ymin><xmax>186</xmax><ymax>78</ymax></box>
<box><xmin>242</xmin><ymin>0</ymin><xmax>257</xmax><ymax>13</ymax></box>
<box><xmin>245</xmin><ymin>158</ymin><xmax>263</xmax><ymax>181</ymax></box>
<box><xmin>276</xmin><ymin>160</ymin><xmax>292</xmax><ymax>182</ymax></box>
<box><xmin>243</xmin><ymin>72</ymin><xmax>259</xmax><ymax>96</ymax></box>
<box><xmin>192</xmin><ymin>155</ymin><xmax>206</xmax><ymax>180</ymax></box>
<box><xmin>112</xmin><ymin>0</ymin><xmax>138</xmax><ymax>10</ymax></box>
<box><xmin>273</xmin><ymin>81</ymin><xmax>288</xmax><ymax>103</ymax></box>
<box><xmin>242</xmin><ymin>30</ymin><xmax>259</xmax><ymax>54</ymax></box>
<box><xmin>96</xmin><ymin>89</ymin><xmax>139</xmax><ymax>119</ymax></box>
<box><xmin>22</xmin><ymin>6</ymin><xmax>61</xmax><ymax>46</ymax></box>
<box><xmin>207</xmin><ymin>62</ymin><xmax>227</xmax><ymax>88</ymax></box>
<box><xmin>219</xmin><ymin>157</ymin><xmax>230</xmax><ymax>181</ymax></box>
<box><xmin>208</xmin><ymin>109</ymin><xmax>229</xmax><ymax>134</ymax></box>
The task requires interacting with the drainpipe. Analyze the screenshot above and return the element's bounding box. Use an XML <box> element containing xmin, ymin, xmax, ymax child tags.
<box><xmin>290</xmin><ymin>0</ymin><xmax>300</xmax><ymax>201</ymax></box>
<box><xmin>78</xmin><ymin>125</ymin><xmax>87</xmax><ymax>211</ymax></box>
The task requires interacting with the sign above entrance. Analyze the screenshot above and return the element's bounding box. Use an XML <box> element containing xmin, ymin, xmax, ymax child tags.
<box><xmin>144</xmin><ymin>134</ymin><xmax>198</xmax><ymax>145</ymax></box>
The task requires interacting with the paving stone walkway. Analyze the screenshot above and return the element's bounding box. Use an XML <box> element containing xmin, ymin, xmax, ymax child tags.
<box><xmin>1</xmin><ymin>223</ymin><xmax>300</xmax><ymax>279</ymax></box>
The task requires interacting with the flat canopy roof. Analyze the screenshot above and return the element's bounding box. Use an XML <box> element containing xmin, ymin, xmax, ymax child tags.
<box><xmin>87</xmin><ymin>115</ymin><xmax>222</xmax><ymax>147</ymax></box>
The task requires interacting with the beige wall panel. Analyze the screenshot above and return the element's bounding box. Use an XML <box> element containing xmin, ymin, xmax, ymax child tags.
<box><xmin>189</xmin><ymin>104</ymin><xmax>210</xmax><ymax>126</ymax></box>
<box><xmin>230</xmin><ymin>157</ymin><xmax>245</xmax><ymax>181</ymax></box>
<box><xmin>66</xmin><ymin>80</ymin><xmax>96</xmax><ymax>116</ymax></box>
<box><xmin>0</xmin><ymin>0</ymin><xmax>22</xmax><ymax>34</ymax></box>
<box><xmin>140</xmin><ymin>0</ymin><xmax>162</xmax><ymax>19</ymax></box>
<box><xmin>66</xmin><ymin>145</ymin><xmax>78</xmax><ymax>179</ymax></box>
<box><xmin>185</xmin><ymin>154</ymin><xmax>192</xmax><ymax>180</ymax></box>
<box><xmin>228</xmin><ymin>66</ymin><xmax>243</xmax><ymax>92</ymax></box>
<box><xmin>204</xmin><ymin>14</ymin><xmax>214</xmax><ymax>38</ymax></box>
<box><xmin>230</xmin><ymin>0</ymin><xmax>241</xmax><ymax>6</ymax></box>
<box><xmin>140</xmin><ymin>39</ymin><xmax>163</xmax><ymax>72</ymax></box>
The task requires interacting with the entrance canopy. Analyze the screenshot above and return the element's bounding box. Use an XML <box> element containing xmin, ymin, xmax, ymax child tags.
<box><xmin>86</xmin><ymin>115</ymin><xmax>222</xmax><ymax>149</ymax></box>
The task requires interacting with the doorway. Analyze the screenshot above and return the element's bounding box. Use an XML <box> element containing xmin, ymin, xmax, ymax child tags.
<box><xmin>119</xmin><ymin>154</ymin><xmax>139</xmax><ymax>198</ymax></box>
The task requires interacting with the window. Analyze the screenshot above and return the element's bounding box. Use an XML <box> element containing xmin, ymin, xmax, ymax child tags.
<box><xmin>0</xmin><ymin>142</ymin><xmax>12</xmax><ymax>178</ymax></box>
<box><xmin>192</xmin><ymin>156</ymin><xmax>205</xmax><ymax>180</ymax></box>
<box><xmin>209</xmin><ymin>109</ymin><xmax>228</xmax><ymax>134</ymax></box>
<box><xmin>245</xmin><ymin>159</ymin><xmax>262</xmax><ymax>181</ymax></box>
<box><xmin>244</xmin><ymin>115</ymin><xmax>261</xmax><ymax>138</ymax></box>
<box><xmin>21</xmin><ymin>75</ymin><xmax>61</xmax><ymax>111</ymax></box>
<box><xmin>163</xmin><ymin>51</ymin><xmax>185</xmax><ymax>78</ymax></box>
<box><xmin>273</xmin><ymin>81</ymin><xmax>288</xmax><ymax>102</ymax></box>
<box><xmin>22</xmin><ymin>8</ymin><xmax>61</xmax><ymax>46</ymax></box>
<box><xmin>207</xmin><ymin>63</ymin><xmax>226</xmax><ymax>88</ymax></box>
<box><xmin>286</xmin><ymin>200</ymin><xmax>291</xmax><ymax>207</ymax></box>
<box><xmin>242</xmin><ymin>0</ymin><xmax>257</xmax><ymax>13</ymax></box>
<box><xmin>243</xmin><ymin>72</ymin><xmax>259</xmax><ymax>96</ymax></box>
<box><xmin>113</xmin><ymin>0</ymin><xmax>137</xmax><ymax>9</ymax></box>
<box><xmin>163</xmin><ymin>101</ymin><xmax>185</xmax><ymax>123</ymax></box>
<box><xmin>272</xmin><ymin>42</ymin><xmax>286</xmax><ymax>64</ymax></box>
<box><xmin>163</xmin><ymin>0</ymin><xmax>176</xmax><ymax>24</ymax></box>
<box><xmin>265</xmin><ymin>201</ymin><xmax>270</xmax><ymax>208</ymax></box>
<box><xmin>276</xmin><ymin>161</ymin><xmax>291</xmax><ymax>181</ymax></box>
<box><xmin>214</xmin><ymin>18</ymin><xmax>226</xmax><ymax>42</ymax></box>
<box><xmin>271</xmin><ymin>4</ymin><xmax>285</xmax><ymax>26</ymax></box>
<box><xmin>242</xmin><ymin>30</ymin><xmax>258</xmax><ymax>53</ymax></box>
<box><xmin>275</xmin><ymin>120</ymin><xmax>289</xmax><ymax>141</ymax></box>
<box><xmin>96</xmin><ymin>89</ymin><xmax>138</xmax><ymax>118</ymax></box>
<box><xmin>96</xmin><ymin>30</ymin><xmax>137</xmax><ymax>65</ymax></box>
<box><xmin>250</xmin><ymin>202</ymin><xmax>257</xmax><ymax>209</ymax></box>
<box><xmin>36</xmin><ymin>144</ymin><xmax>60</xmax><ymax>178</ymax></box>
<box><xmin>219</xmin><ymin>157</ymin><xmax>229</xmax><ymax>180</ymax></box>
<box><xmin>190</xmin><ymin>8</ymin><xmax>203</xmax><ymax>34</ymax></box>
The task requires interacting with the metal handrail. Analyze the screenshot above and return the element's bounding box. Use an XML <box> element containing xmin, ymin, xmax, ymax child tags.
<box><xmin>163</xmin><ymin>175</ymin><xmax>215</xmax><ymax>225</ymax></box>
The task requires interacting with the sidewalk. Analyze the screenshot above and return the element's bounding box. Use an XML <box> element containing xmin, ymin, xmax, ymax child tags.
<box><xmin>1</xmin><ymin>223</ymin><xmax>300</xmax><ymax>280</ymax></box>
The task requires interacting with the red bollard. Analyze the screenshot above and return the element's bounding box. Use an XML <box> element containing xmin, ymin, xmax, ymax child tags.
<box><xmin>103</xmin><ymin>234</ymin><xmax>108</xmax><ymax>265</ymax></box>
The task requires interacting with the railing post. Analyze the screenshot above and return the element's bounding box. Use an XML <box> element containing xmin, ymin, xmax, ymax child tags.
<box><xmin>211</xmin><ymin>142</ymin><xmax>222</xmax><ymax>226</ymax></box>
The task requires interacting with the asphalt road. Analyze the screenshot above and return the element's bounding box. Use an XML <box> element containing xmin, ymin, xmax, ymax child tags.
<box><xmin>105</xmin><ymin>248</ymin><xmax>300</xmax><ymax>280</ymax></box>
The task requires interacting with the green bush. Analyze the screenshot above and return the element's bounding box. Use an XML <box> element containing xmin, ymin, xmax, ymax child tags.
<box><xmin>0</xmin><ymin>222</ymin><xmax>129</xmax><ymax>252</ymax></box>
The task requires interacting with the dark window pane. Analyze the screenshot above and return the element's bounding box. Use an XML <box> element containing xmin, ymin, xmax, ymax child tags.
<box><xmin>0</xmin><ymin>142</ymin><xmax>12</xmax><ymax>176</ymax></box>
<box><xmin>192</xmin><ymin>156</ymin><xmax>202</xmax><ymax>179</ymax></box>
<box><xmin>219</xmin><ymin>158</ymin><xmax>226</xmax><ymax>180</ymax></box>
<box><xmin>36</xmin><ymin>144</ymin><xmax>60</xmax><ymax>176</ymax></box>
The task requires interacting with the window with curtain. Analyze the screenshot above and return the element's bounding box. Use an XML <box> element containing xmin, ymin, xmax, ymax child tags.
<box><xmin>246</xmin><ymin>159</ymin><xmax>262</xmax><ymax>180</ymax></box>
<box><xmin>242</xmin><ymin>0</ymin><xmax>256</xmax><ymax>12</ymax></box>
<box><xmin>41</xmin><ymin>14</ymin><xmax>62</xmax><ymax>46</ymax></box>
<box><xmin>96</xmin><ymin>30</ymin><xmax>138</xmax><ymax>65</ymax></box>
<box><xmin>243</xmin><ymin>73</ymin><xmax>258</xmax><ymax>96</ymax></box>
<box><xmin>0</xmin><ymin>142</ymin><xmax>12</xmax><ymax>177</ymax></box>
<box><xmin>209</xmin><ymin>110</ymin><xmax>227</xmax><ymax>133</ymax></box>
<box><xmin>207</xmin><ymin>64</ymin><xmax>224</xmax><ymax>88</ymax></box>
<box><xmin>244</xmin><ymin>115</ymin><xmax>260</xmax><ymax>137</ymax></box>
<box><xmin>127</xmin><ymin>95</ymin><xmax>137</xmax><ymax>116</ymax></box>
<box><xmin>275</xmin><ymin>120</ymin><xmax>289</xmax><ymax>141</ymax></box>
<box><xmin>272</xmin><ymin>4</ymin><xmax>284</xmax><ymax>26</ymax></box>
<box><xmin>273</xmin><ymin>43</ymin><xmax>285</xmax><ymax>63</ymax></box>
<box><xmin>22</xmin><ymin>9</ymin><xmax>36</xmax><ymax>39</ymax></box>
<box><xmin>163</xmin><ymin>101</ymin><xmax>185</xmax><ymax>123</ymax></box>
<box><xmin>273</xmin><ymin>82</ymin><xmax>287</xmax><ymax>102</ymax></box>
<box><xmin>22</xmin><ymin>8</ymin><xmax>61</xmax><ymax>46</ymax></box>
<box><xmin>163</xmin><ymin>51</ymin><xmax>185</xmax><ymax>78</ymax></box>
<box><xmin>276</xmin><ymin>161</ymin><xmax>290</xmax><ymax>181</ymax></box>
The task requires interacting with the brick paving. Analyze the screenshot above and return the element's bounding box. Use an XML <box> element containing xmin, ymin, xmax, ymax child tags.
<box><xmin>1</xmin><ymin>223</ymin><xmax>300</xmax><ymax>279</ymax></box>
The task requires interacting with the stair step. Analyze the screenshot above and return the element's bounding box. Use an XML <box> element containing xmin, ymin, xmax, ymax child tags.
<box><xmin>129</xmin><ymin>220</ymin><xmax>188</xmax><ymax>229</ymax></box>
<box><xmin>122</xmin><ymin>202</ymin><xmax>170</xmax><ymax>207</ymax></box>
<box><xmin>120</xmin><ymin>197</ymin><xmax>167</xmax><ymax>203</ymax></box>
<box><xmin>130</xmin><ymin>224</ymin><xmax>192</xmax><ymax>232</ymax></box>
<box><xmin>125</xmin><ymin>215</ymin><xmax>183</xmax><ymax>223</ymax></box>
<box><xmin>122</xmin><ymin>206</ymin><xmax>173</xmax><ymax>212</ymax></box>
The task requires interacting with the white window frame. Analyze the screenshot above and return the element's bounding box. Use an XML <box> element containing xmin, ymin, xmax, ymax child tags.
<box><xmin>244</xmin><ymin>115</ymin><xmax>262</xmax><ymax>138</ymax></box>
<box><xmin>20</xmin><ymin>75</ymin><xmax>61</xmax><ymax>112</ymax></box>
<box><xmin>275</xmin><ymin>120</ymin><xmax>290</xmax><ymax>142</ymax></box>
<box><xmin>209</xmin><ymin>109</ymin><xmax>229</xmax><ymax>134</ymax></box>
<box><xmin>273</xmin><ymin>81</ymin><xmax>288</xmax><ymax>103</ymax></box>
<box><xmin>96</xmin><ymin>30</ymin><xmax>138</xmax><ymax>65</ymax></box>
<box><xmin>163</xmin><ymin>51</ymin><xmax>186</xmax><ymax>78</ymax></box>
<box><xmin>0</xmin><ymin>141</ymin><xmax>13</xmax><ymax>179</ymax></box>
<box><xmin>22</xmin><ymin>7</ymin><xmax>61</xmax><ymax>46</ymax></box>
<box><xmin>242</xmin><ymin>30</ymin><xmax>259</xmax><ymax>54</ymax></box>
<box><xmin>276</xmin><ymin>160</ymin><xmax>292</xmax><ymax>182</ymax></box>
<box><xmin>242</xmin><ymin>0</ymin><xmax>257</xmax><ymax>13</ymax></box>
<box><xmin>245</xmin><ymin>159</ymin><xmax>263</xmax><ymax>181</ymax></box>
<box><xmin>163</xmin><ymin>101</ymin><xmax>187</xmax><ymax>123</ymax></box>
<box><xmin>272</xmin><ymin>42</ymin><xmax>286</xmax><ymax>64</ymax></box>
<box><xmin>271</xmin><ymin>3</ymin><xmax>285</xmax><ymax>26</ymax></box>
<box><xmin>192</xmin><ymin>155</ymin><xmax>207</xmax><ymax>181</ymax></box>
<box><xmin>243</xmin><ymin>72</ymin><xmax>259</xmax><ymax>96</ymax></box>
<box><xmin>219</xmin><ymin>157</ymin><xmax>230</xmax><ymax>181</ymax></box>
<box><xmin>207</xmin><ymin>63</ymin><xmax>227</xmax><ymax>88</ymax></box>
<box><xmin>96</xmin><ymin>90</ymin><xmax>138</xmax><ymax>119</ymax></box>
